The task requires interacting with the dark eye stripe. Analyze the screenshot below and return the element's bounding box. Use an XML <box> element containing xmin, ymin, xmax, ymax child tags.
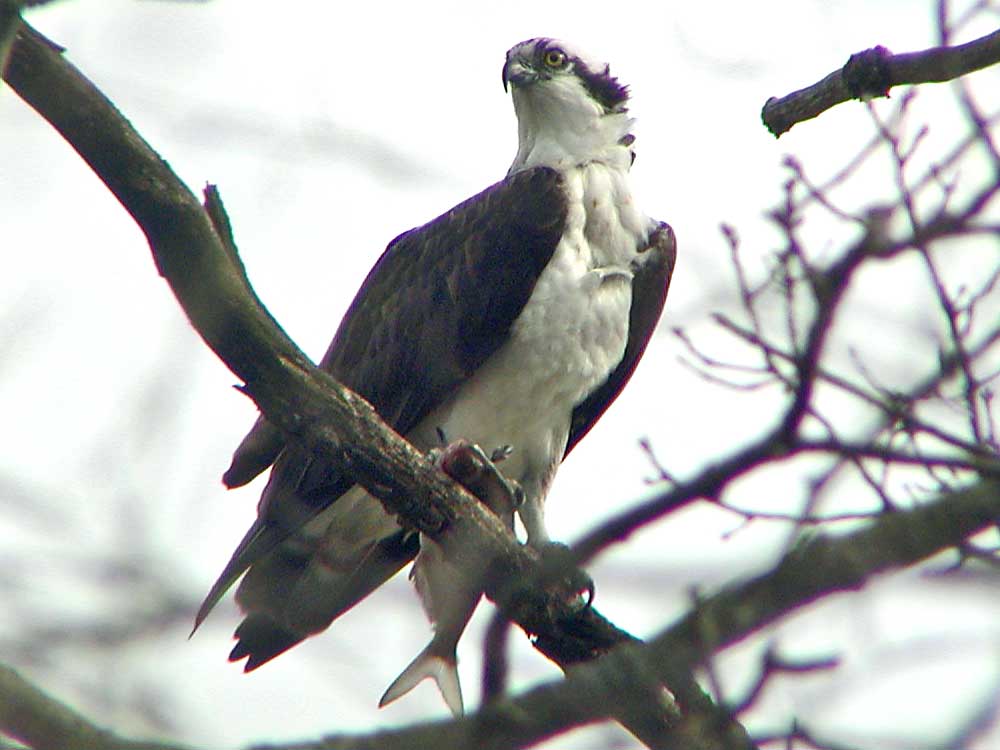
<box><xmin>516</xmin><ymin>38</ymin><xmax>629</xmax><ymax>113</ymax></box>
<box><xmin>572</xmin><ymin>59</ymin><xmax>629</xmax><ymax>113</ymax></box>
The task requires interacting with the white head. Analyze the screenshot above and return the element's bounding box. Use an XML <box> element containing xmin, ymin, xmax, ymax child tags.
<box><xmin>502</xmin><ymin>38</ymin><xmax>635</xmax><ymax>175</ymax></box>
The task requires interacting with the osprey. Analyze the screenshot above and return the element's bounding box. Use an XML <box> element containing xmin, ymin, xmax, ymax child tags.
<box><xmin>196</xmin><ymin>37</ymin><xmax>675</xmax><ymax>716</ymax></box>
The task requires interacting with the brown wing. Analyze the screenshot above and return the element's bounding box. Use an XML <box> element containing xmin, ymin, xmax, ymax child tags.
<box><xmin>565</xmin><ymin>221</ymin><xmax>676</xmax><ymax>455</ymax></box>
<box><xmin>195</xmin><ymin>167</ymin><xmax>568</xmax><ymax>666</ymax></box>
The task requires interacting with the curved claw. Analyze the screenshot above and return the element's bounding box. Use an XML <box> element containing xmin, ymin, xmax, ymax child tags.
<box><xmin>538</xmin><ymin>541</ymin><xmax>595</xmax><ymax>609</ymax></box>
<box><xmin>581</xmin><ymin>575</ymin><xmax>596</xmax><ymax>609</ymax></box>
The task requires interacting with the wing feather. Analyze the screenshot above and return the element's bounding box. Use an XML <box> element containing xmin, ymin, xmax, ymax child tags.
<box><xmin>566</xmin><ymin>221</ymin><xmax>676</xmax><ymax>455</ymax></box>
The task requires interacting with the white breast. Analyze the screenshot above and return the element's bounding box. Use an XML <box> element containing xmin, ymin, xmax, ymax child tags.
<box><xmin>412</xmin><ymin>163</ymin><xmax>654</xmax><ymax>504</ymax></box>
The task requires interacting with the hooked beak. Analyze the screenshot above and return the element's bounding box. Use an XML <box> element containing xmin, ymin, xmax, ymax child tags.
<box><xmin>502</xmin><ymin>59</ymin><xmax>539</xmax><ymax>92</ymax></box>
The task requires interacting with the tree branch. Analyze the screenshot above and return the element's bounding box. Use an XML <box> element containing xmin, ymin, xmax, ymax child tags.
<box><xmin>0</xmin><ymin>664</ymin><xmax>190</xmax><ymax>750</ymax></box>
<box><xmin>762</xmin><ymin>28</ymin><xmax>1000</xmax><ymax>136</ymax></box>
<box><xmin>4</xmin><ymin>478</ymin><xmax>995</xmax><ymax>749</ymax></box>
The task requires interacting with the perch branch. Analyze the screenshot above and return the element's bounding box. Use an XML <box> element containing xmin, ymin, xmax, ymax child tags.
<box><xmin>6</xmin><ymin>475</ymin><xmax>995</xmax><ymax>749</ymax></box>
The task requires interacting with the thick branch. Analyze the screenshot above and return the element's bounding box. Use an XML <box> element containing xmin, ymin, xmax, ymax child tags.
<box><xmin>6</xmin><ymin>477</ymin><xmax>993</xmax><ymax>749</ymax></box>
<box><xmin>762</xmin><ymin>28</ymin><xmax>1000</xmax><ymax>136</ymax></box>
<box><xmin>238</xmin><ymin>481</ymin><xmax>1000</xmax><ymax>750</ymax></box>
<box><xmin>0</xmin><ymin>665</ymin><xmax>189</xmax><ymax>750</ymax></box>
<box><xmin>655</xmin><ymin>479</ymin><xmax>999</xmax><ymax>661</ymax></box>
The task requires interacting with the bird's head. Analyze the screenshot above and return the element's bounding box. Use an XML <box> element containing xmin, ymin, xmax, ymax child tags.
<box><xmin>502</xmin><ymin>38</ymin><xmax>635</xmax><ymax>174</ymax></box>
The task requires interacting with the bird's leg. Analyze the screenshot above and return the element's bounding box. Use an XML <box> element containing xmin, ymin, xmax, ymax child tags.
<box><xmin>517</xmin><ymin>483</ymin><xmax>595</xmax><ymax>610</ymax></box>
<box><xmin>536</xmin><ymin>541</ymin><xmax>594</xmax><ymax>609</ymax></box>
<box><xmin>434</xmin><ymin>441</ymin><xmax>592</xmax><ymax>614</ymax></box>
<box><xmin>433</xmin><ymin>439</ymin><xmax>592</xmax><ymax>608</ymax></box>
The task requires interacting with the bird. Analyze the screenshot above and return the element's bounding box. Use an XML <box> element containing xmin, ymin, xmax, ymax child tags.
<box><xmin>194</xmin><ymin>37</ymin><xmax>676</xmax><ymax>716</ymax></box>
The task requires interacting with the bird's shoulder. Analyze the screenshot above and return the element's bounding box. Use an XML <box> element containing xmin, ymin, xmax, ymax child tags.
<box><xmin>319</xmin><ymin>166</ymin><xmax>570</xmax><ymax>433</ymax></box>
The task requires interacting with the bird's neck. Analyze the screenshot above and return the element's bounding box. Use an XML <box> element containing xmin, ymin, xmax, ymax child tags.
<box><xmin>507</xmin><ymin>91</ymin><xmax>635</xmax><ymax>175</ymax></box>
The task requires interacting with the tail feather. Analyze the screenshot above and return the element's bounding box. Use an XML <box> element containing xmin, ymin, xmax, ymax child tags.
<box><xmin>193</xmin><ymin>449</ymin><xmax>356</xmax><ymax>635</ymax></box>
<box><xmin>379</xmin><ymin>646</ymin><xmax>464</xmax><ymax>717</ymax></box>
<box><xmin>222</xmin><ymin>525</ymin><xmax>418</xmax><ymax>670</ymax></box>
<box><xmin>191</xmin><ymin>519</ymin><xmax>279</xmax><ymax>634</ymax></box>
<box><xmin>229</xmin><ymin>615</ymin><xmax>303</xmax><ymax>671</ymax></box>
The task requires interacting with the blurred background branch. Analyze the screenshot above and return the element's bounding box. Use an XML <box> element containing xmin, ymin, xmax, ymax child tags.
<box><xmin>762</xmin><ymin>24</ymin><xmax>1000</xmax><ymax>135</ymax></box>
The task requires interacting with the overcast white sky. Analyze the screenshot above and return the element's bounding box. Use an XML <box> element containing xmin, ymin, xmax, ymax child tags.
<box><xmin>2</xmin><ymin>1</ymin><xmax>1000</xmax><ymax>748</ymax></box>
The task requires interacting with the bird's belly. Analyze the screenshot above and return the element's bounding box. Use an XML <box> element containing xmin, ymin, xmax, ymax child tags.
<box><xmin>413</xmin><ymin>280</ymin><xmax>630</xmax><ymax>493</ymax></box>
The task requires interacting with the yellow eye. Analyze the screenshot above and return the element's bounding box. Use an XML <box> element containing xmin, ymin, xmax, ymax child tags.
<box><xmin>543</xmin><ymin>49</ymin><xmax>567</xmax><ymax>68</ymax></box>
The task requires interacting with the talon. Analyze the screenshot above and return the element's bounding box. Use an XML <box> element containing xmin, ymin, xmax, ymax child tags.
<box><xmin>490</xmin><ymin>444</ymin><xmax>513</xmax><ymax>462</ymax></box>
<box><xmin>538</xmin><ymin>541</ymin><xmax>594</xmax><ymax>609</ymax></box>
<box><xmin>513</xmin><ymin>485</ymin><xmax>526</xmax><ymax>509</ymax></box>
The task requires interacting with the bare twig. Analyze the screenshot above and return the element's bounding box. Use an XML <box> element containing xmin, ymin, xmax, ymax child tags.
<box><xmin>727</xmin><ymin>646</ymin><xmax>840</xmax><ymax>716</ymax></box>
